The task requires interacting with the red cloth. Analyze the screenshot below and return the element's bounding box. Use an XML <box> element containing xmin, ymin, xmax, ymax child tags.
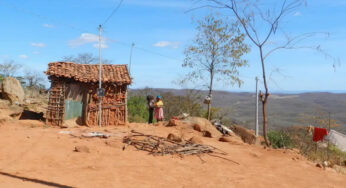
<box><xmin>313</xmin><ymin>127</ymin><xmax>328</xmax><ymax>142</ymax></box>
<box><xmin>171</xmin><ymin>116</ymin><xmax>179</xmax><ymax>120</ymax></box>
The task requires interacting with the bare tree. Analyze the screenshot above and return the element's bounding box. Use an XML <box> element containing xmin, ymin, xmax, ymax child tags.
<box><xmin>183</xmin><ymin>14</ymin><xmax>250</xmax><ymax>120</ymax></box>
<box><xmin>62</xmin><ymin>53</ymin><xmax>112</xmax><ymax>64</ymax></box>
<box><xmin>198</xmin><ymin>0</ymin><xmax>327</xmax><ymax>145</ymax></box>
<box><xmin>24</xmin><ymin>70</ymin><xmax>44</xmax><ymax>89</ymax></box>
<box><xmin>0</xmin><ymin>60</ymin><xmax>22</xmax><ymax>77</ymax></box>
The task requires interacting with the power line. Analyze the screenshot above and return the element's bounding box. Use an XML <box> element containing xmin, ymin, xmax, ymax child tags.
<box><xmin>1</xmin><ymin>0</ymin><xmax>184</xmax><ymax>62</ymax></box>
<box><xmin>102</xmin><ymin>0</ymin><xmax>124</xmax><ymax>26</ymax></box>
<box><xmin>114</xmin><ymin>41</ymin><xmax>183</xmax><ymax>62</ymax></box>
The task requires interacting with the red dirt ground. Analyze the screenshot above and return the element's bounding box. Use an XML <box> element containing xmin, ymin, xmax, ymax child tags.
<box><xmin>0</xmin><ymin>120</ymin><xmax>345</xmax><ymax>188</ymax></box>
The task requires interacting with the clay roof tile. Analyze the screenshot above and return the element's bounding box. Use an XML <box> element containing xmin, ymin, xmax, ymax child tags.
<box><xmin>46</xmin><ymin>62</ymin><xmax>131</xmax><ymax>84</ymax></box>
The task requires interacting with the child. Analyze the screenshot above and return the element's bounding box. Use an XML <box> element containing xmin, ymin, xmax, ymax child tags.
<box><xmin>146</xmin><ymin>95</ymin><xmax>155</xmax><ymax>124</ymax></box>
<box><xmin>154</xmin><ymin>95</ymin><xmax>164</xmax><ymax>122</ymax></box>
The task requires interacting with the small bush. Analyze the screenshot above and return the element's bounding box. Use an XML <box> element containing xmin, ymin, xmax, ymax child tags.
<box><xmin>285</xmin><ymin>127</ymin><xmax>346</xmax><ymax>166</ymax></box>
<box><xmin>268</xmin><ymin>130</ymin><xmax>293</xmax><ymax>149</ymax></box>
<box><xmin>127</xmin><ymin>96</ymin><xmax>148</xmax><ymax>123</ymax></box>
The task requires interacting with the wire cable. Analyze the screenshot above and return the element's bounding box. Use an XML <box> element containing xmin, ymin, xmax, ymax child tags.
<box><xmin>102</xmin><ymin>0</ymin><xmax>124</xmax><ymax>26</ymax></box>
<box><xmin>1</xmin><ymin>0</ymin><xmax>184</xmax><ymax>63</ymax></box>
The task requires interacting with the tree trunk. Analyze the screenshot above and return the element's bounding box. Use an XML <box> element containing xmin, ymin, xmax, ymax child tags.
<box><xmin>207</xmin><ymin>102</ymin><xmax>211</xmax><ymax>120</ymax></box>
<box><xmin>259</xmin><ymin>46</ymin><xmax>270</xmax><ymax>146</ymax></box>
<box><xmin>207</xmin><ymin>69</ymin><xmax>214</xmax><ymax>120</ymax></box>
<box><xmin>262</xmin><ymin>97</ymin><xmax>270</xmax><ymax>146</ymax></box>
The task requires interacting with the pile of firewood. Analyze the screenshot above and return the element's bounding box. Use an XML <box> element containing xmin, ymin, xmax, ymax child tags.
<box><xmin>123</xmin><ymin>130</ymin><xmax>239</xmax><ymax>164</ymax></box>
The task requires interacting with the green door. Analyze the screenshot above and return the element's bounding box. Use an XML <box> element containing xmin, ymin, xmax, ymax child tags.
<box><xmin>64</xmin><ymin>100</ymin><xmax>83</xmax><ymax>120</ymax></box>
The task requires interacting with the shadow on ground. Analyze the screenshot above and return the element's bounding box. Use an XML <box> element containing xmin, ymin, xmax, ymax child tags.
<box><xmin>0</xmin><ymin>171</ymin><xmax>74</xmax><ymax>188</ymax></box>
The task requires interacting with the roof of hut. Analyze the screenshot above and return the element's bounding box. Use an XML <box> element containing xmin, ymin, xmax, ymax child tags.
<box><xmin>46</xmin><ymin>62</ymin><xmax>131</xmax><ymax>84</ymax></box>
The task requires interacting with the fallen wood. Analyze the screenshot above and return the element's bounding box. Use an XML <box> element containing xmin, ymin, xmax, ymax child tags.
<box><xmin>123</xmin><ymin>130</ymin><xmax>239</xmax><ymax>164</ymax></box>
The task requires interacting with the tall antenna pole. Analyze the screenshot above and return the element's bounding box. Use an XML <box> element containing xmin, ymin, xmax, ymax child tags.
<box><xmin>129</xmin><ymin>42</ymin><xmax>135</xmax><ymax>75</ymax></box>
<box><xmin>255</xmin><ymin>76</ymin><xmax>259</xmax><ymax>137</ymax></box>
<box><xmin>98</xmin><ymin>25</ymin><xmax>102</xmax><ymax>127</ymax></box>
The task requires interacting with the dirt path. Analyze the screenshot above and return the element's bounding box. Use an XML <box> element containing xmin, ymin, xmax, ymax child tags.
<box><xmin>0</xmin><ymin>121</ymin><xmax>345</xmax><ymax>188</ymax></box>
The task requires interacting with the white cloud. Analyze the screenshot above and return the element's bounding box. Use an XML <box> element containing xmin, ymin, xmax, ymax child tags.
<box><xmin>93</xmin><ymin>42</ymin><xmax>108</xmax><ymax>49</ymax></box>
<box><xmin>294</xmin><ymin>12</ymin><xmax>301</xmax><ymax>16</ymax></box>
<box><xmin>32</xmin><ymin>51</ymin><xmax>40</xmax><ymax>55</ymax></box>
<box><xmin>19</xmin><ymin>55</ymin><xmax>28</xmax><ymax>59</ymax></box>
<box><xmin>31</xmin><ymin>42</ymin><xmax>46</xmax><ymax>47</ymax></box>
<box><xmin>69</xmin><ymin>33</ymin><xmax>108</xmax><ymax>48</ymax></box>
<box><xmin>154</xmin><ymin>41</ymin><xmax>180</xmax><ymax>48</ymax></box>
<box><xmin>43</xmin><ymin>23</ymin><xmax>55</xmax><ymax>28</ymax></box>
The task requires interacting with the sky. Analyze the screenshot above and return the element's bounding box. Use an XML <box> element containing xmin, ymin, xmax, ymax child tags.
<box><xmin>0</xmin><ymin>0</ymin><xmax>345</xmax><ymax>93</ymax></box>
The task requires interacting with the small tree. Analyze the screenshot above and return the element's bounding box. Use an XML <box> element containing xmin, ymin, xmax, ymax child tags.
<box><xmin>24</xmin><ymin>70</ymin><xmax>44</xmax><ymax>89</ymax></box>
<box><xmin>183</xmin><ymin>14</ymin><xmax>249</xmax><ymax>120</ymax></box>
<box><xmin>0</xmin><ymin>60</ymin><xmax>21</xmax><ymax>77</ymax></box>
<box><xmin>201</xmin><ymin>0</ymin><xmax>331</xmax><ymax>146</ymax></box>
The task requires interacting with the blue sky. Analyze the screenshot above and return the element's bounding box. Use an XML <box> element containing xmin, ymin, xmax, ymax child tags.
<box><xmin>0</xmin><ymin>0</ymin><xmax>345</xmax><ymax>92</ymax></box>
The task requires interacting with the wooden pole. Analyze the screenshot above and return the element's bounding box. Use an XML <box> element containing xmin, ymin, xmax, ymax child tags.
<box><xmin>98</xmin><ymin>25</ymin><xmax>102</xmax><ymax>127</ymax></box>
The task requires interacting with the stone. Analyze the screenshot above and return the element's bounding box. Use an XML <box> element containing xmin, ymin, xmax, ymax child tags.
<box><xmin>74</xmin><ymin>145</ymin><xmax>90</xmax><ymax>153</ymax></box>
<box><xmin>1</xmin><ymin>77</ymin><xmax>24</xmax><ymax>104</ymax></box>
<box><xmin>167</xmin><ymin>133</ymin><xmax>182</xmax><ymax>143</ymax></box>
<box><xmin>168</xmin><ymin>119</ymin><xmax>178</xmax><ymax>126</ymax></box>
<box><xmin>193</xmin><ymin>124</ymin><xmax>201</xmax><ymax>132</ymax></box>
<box><xmin>181</xmin><ymin>117</ymin><xmax>222</xmax><ymax>138</ymax></box>
<box><xmin>189</xmin><ymin>136</ymin><xmax>203</xmax><ymax>144</ymax></box>
<box><xmin>231</xmin><ymin>125</ymin><xmax>259</xmax><ymax>145</ymax></box>
<box><xmin>167</xmin><ymin>119</ymin><xmax>186</xmax><ymax>127</ymax></box>
<box><xmin>202</xmin><ymin>131</ymin><xmax>212</xmax><ymax>138</ymax></box>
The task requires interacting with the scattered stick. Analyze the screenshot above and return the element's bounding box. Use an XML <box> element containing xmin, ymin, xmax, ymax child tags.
<box><xmin>123</xmin><ymin>130</ymin><xmax>239</xmax><ymax>164</ymax></box>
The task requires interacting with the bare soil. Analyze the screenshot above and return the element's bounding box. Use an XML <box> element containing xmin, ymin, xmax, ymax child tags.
<box><xmin>0</xmin><ymin>120</ymin><xmax>345</xmax><ymax>188</ymax></box>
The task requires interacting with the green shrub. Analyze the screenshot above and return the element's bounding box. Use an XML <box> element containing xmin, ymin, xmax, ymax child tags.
<box><xmin>127</xmin><ymin>96</ymin><xmax>148</xmax><ymax>123</ymax></box>
<box><xmin>268</xmin><ymin>130</ymin><xmax>293</xmax><ymax>149</ymax></box>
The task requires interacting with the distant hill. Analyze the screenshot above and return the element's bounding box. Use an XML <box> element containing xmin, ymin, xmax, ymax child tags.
<box><xmin>129</xmin><ymin>88</ymin><xmax>346</xmax><ymax>134</ymax></box>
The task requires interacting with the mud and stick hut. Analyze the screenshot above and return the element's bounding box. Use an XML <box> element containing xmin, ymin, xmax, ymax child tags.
<box><xmin>45</xmin><ymin>62</ymin><xmax>131</xmax><ymax>126</ymax></box>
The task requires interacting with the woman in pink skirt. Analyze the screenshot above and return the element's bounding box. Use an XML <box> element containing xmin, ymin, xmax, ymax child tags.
<box><xmin>154</xmin><ymin>95</ymin><xmax>164</xmax><ymax>122</ymax></box>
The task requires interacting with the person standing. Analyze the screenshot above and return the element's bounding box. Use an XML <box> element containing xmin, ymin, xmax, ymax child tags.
<box><xmin>154</xmin><ymin>95</ymin><xmax>164</xmax><ymax>122</ymax></box>
<box><xmin>147</xmin><ymin>95</ymin><xmax>155</xmax><ymax>124</ymax></box>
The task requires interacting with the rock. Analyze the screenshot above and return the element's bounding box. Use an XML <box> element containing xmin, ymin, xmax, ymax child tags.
<box><xmin>168</xmin><ymin>119</ymin><xmax>178</xmax><ymax>126</ymax></box>
<box><xmin>2</xmin><ymin>77</ymin><xmax>24</xmax><ymax>104</ymax></box>
<box><xmin>181</xmin><ymin>117</ymin><xmax>222</xmax><ymax>137</ymax></box>
<box><xmin>74</xmin><ymin>145</ymin><xmax>90</xmax><ymax>153</ymax></box>
<box><xmin>193</xmin><ymin>124</ymin><xmax>201</xmax><ymax>132</ymax></box>
<box><xmin>167</xmin><ymin>133</ymin><xmax>182</xmax><ymax>142</ymax></box>
<box><xmin>189</xmin><ymin>136</ymin><xmax>203</xmax><ymax>144</ymax></box>
<box><xmin>219</xmin><ymin>136</ymin><xmax>232</xmax><ymax>142</ymax></box>
<box><xmin>167</xmin><ymin>119</ymin><xmax>186</xmax><ymax>127</ymax></box>
<box><xmin>292</xmin><ymin>157</ymin><xmax>300</xmax><ymax>161</ymax></box>
<box><xmin>202</xmin><ymin>131</ymin><xmax>212</xmax><ymax>138</ymax></box>
<box><xmin>231</xmin><ymin>125</ymin><xmax>258</xmax><ymax>145</ymax></box>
